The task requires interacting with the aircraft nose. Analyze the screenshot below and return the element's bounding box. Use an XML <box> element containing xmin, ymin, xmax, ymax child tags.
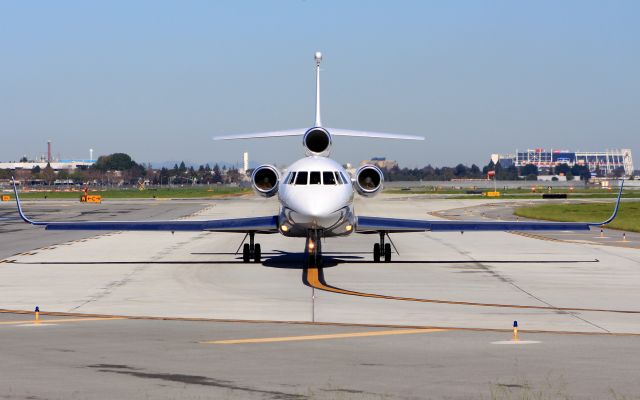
<box><xmin>286</xmin><ymin>191</ymin><xmax>342</xmax><ymax>219</ymax></box>
<box><xmin>306</xmin><ymin>196</ymin><xmax>342</xmax><ymax>217</ymax></box>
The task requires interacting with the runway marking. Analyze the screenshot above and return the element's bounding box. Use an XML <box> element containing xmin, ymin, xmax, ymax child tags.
<box><xmin>0</xmin><ymin>308</ymin><xmax>638</xmax><ymax>336</ymax></box>
<box><xmin>0</xmin><ymin>317</ymin><xmax>124</xmax><ymax>325</ymax></box>
<box><xmin>491</xmin><ymin>340</ymin><xmax>541</xmax><ymax>345</ymax></box>
<box><xmin>203</xmin><ymin>328</ymin><xmax>445</xmax><ymax>344</ymax></box>
<box><xmin>303</xmin><ymin>267</ymin><xmax>640</xmax><ymax>314</ymax></box>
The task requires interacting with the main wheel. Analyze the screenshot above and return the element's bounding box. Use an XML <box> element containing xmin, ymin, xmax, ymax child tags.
<box><xmin>242</xmin><ymin>243</ymin><xmax>250</xmax><ymax>263</ymax></box>
<box><xmin>384</xmin><ymin>243</ymin><xmax>391</xmax><ymax>262</ymax></box>
<box><xmin>373</xmin><ymin>243</ymin><xmax>381</xmax><ymax>263</ymax></box>
<box><xmin>253</xmin><ymin>243</ymin><xmax>261</xmax><ymax>263</ymax></box>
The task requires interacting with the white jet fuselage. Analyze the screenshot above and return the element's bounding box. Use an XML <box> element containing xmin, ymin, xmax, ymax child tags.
<box><xmin>277</xmin><ymin>156</ymin><xmax>355</xmax><ymax>237</ymax></box>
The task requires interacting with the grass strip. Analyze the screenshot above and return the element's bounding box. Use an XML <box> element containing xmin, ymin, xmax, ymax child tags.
<box><xmin>514</xmin><ymin>202</ymin><xmax>640</xmax><ymax>233</ymax></box>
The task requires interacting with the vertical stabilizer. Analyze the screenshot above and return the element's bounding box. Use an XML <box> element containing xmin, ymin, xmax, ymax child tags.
<box><xmin>314</xmin><ymin>51</ymin><xmax>322</xmax><ymax>127</ymax></box>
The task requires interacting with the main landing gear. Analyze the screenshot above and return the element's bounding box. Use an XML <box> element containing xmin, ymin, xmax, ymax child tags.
<box><xmin>242</xmin><ymin>232</ymin><xmax>261</xmax><ymax>263</ymax></box>
<box><xmin>373</xmin><ymin>232</ymin><xmax>391</xmax><ymax>263</ymax></box>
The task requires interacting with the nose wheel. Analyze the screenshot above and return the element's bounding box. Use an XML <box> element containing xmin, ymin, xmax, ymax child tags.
<box><xmin>306</xmin><ymin>230</ymin><xmax>323</xmax><ymax>267</ymax></box>
<box><xmin>373</xmin><ymin>232</ymin><xmax>391</xmax><ymax>263</ymax></box>
<box><xmin>242</xmin><ymin>233</ymin><xmax>261</xmax><ymax>263</ymax></box>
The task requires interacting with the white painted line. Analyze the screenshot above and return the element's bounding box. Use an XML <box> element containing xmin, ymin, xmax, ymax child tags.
<box><xmin>15</xmin><ymin>323</ymin><xmax>58</xmax><ymax>327</ymax></box>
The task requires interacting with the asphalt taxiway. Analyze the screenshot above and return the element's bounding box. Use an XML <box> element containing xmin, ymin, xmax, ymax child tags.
<box><xmin>0</xmin><ymin>195</ymin><xmax>639</xmax><ymax>399</ymax></box>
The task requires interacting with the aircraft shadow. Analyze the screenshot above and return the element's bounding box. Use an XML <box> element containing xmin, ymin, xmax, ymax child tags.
<box><xmin>12</xmin><ymin>257</ymin><xmax>598</xmax><ymax>268</ymax></box>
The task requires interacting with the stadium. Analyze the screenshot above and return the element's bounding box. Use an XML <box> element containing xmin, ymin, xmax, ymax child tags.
<box><xmin>492</xmin><ymin>148</ymin><xmax>634</xmax><ymax>176</ymax></box>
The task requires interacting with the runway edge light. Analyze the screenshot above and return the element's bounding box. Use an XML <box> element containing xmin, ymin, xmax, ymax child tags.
<box><xmin>35</xmin><ymin>306</ymin><xmax>40</xmax><ymax>322</ymax></box>
<box><xmin>513</xmin><ymin>320</ymin><xmax>518</xmax><ymax>341</ymax></box>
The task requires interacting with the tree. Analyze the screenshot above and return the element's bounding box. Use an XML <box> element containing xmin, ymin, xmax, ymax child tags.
<box><xmin>571</xmin><ymin>164</ymin><xmax>591</xmax><ymax>181</ymax></box>
<box><xmin>454</xmin><ymin>164</ymin><xmax>468</xmax><ymax>177</ymax></box>
<box><xmin>501</xmin><ymin>165</ymin><xmax>519</xmax><ymax>180</ymax></box>
<box><xmin>19</xmin><ymin>156</ymin><xmax>28</xmax><ymax>162</ymax></box>
<box><xmin>57</xmin><ymin>170</ymin><xmax>70</xmax><ymax>180</ymax></box>
<box><xmin>554</xmin><ymin>163</ymin><xmax>571</xmax><ymax>176</ymax></box>
<box><xmin>93</xmin><ymin>153</ymin><xmax>137</xmax><ymax>171</ymax></box>
<box><xmin>470</xmin><ymin>164</ymin><xmax>481</xmax><ymax>177</ymax></box>
<box><xmin>31</xmin><ymin>165</ymin><xmax>41</xmax><ymax>174</ymax></box>
<box><xmin>213</xmin><ymin>163</ymin><xmax>222</xmax><ymax>183</ymax></box>
<box><xmin>179</xmin><ymin>161</ymin><xmax>187</xmax><ymax>173</ymax></box>
<box><xmin>0</xmin><ymin>169</ymin><xmax>13</xmax><ymax>179</ymax></box>
<box><xmin>225</xmin><ymin>167</ymin><xmax>242</xmax><ymax>183</ymax></box>
<box><xmin>42</xmin><ymin>163</ymin><xmax>56</xmax><ymax>185</ymax></box>
<box><xmin>158</xmin><ymin>167</ymin><xmax>170</xmax><ymax>185</ymax></box>
<box><xmin>520</xmin><ymin>164</ymin><xmax>538</xmax><ymax>177</ymax></box>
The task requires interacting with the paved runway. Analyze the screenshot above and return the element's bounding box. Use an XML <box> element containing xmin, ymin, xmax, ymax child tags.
<box><xmin>0</xmin><ymin>195</ymin><xmax>639</xmax><ymax>399</ymax></box>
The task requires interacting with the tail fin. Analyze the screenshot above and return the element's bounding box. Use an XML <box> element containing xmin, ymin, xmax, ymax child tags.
<box><xmin>315</xmin><ymin>51</ymin><xmax>322</xmax><ymax>127</ymax></box>
<box><xmin>212</xmin><ymin>51</ymin><xmax>424</xmax><ymax>142</ymax></box>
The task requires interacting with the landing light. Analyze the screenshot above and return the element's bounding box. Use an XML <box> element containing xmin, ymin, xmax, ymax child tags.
<box><xmin>345</xmin><ymin>224</ymin><xmax>353</xmax><ymax>232</ymax></box>
<box><xmin>308</xmin><ymin>240</ymin><xmax>315</xmax><ymax>250</ymax></box>
<box><xmin>281</xmin><ymin>225</ymin><xmax>289</xmax><ymax>232</ymax></box>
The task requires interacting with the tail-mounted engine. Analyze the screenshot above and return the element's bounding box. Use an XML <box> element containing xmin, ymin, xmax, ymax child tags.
<box><xmin>251</xmin><ymin>164</ymin><xmax>280</xmax><ymax>198</ymax></box>
<box><xmin>303</xmin><ymin>127</ymin><xmax>332</xmax><ymax>156</ymax></box>
<box><xmin>354</xmin><ymin>164</ymin><xmax>384</xmax><ymax>197</ymax></box>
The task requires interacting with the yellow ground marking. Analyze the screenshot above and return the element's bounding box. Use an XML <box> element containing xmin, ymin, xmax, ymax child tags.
<box><xmin>0</xmin><ymin>317</ymin><xmax>124</xmax><ymax>325</ymax></box>
<box><xmin>304</xmin><ymin>267</ymin><xmax>640</xmax><ymax>314</ymax></box>
<box><xmin>204</xmin><ymin>328</ymin><xmax>445</xmax><ymax>344</ymax></box>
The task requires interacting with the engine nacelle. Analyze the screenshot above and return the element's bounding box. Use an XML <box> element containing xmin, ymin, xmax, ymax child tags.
<box><xmin>354</xmin><ymin>165</ymin><xmax>384</xmax><ymax>197</ymax></box>
<box><xmin>303</xmin><ymin>127</ymin><xmax>332</xmax><ymax>156</ymax></box>
<box><xmin>251</xmin><ymin>164</ymin><xmax>280</xmax><ymax>198</ymax></box>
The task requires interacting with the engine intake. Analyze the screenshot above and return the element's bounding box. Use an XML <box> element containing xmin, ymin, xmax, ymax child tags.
<box><xmin>251</xmin><ymin>165</ymin><xmax>280</xmax><ymax>198</ymax></box>
<box><xmin>303</xmin><ymin>127</ymin><xmax>332</xmax><ymax>156</ymax></box>
<box><xmin>354</xmin><ymin>165</ymin><xmax>384</xmax><ymax>197</ymax></box>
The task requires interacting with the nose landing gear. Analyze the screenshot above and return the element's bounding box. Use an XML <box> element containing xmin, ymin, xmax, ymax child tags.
<box><xmin>373</xmin><ymin>232</ymin><xmax>391</xmax><ymax>263</ymax></box>
<box><xmin>306</xmin><ymin>230</ymin><xmax>323</xmax><ymax>267</ymax></box>
<box><xmin>242</xmin><ymin>232</ymin><xmax>261</xmax><ymax>263</ymax></box>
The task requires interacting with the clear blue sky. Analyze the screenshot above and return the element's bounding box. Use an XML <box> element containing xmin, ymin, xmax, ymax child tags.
<box><xmin>1</xmin><ymin>1</ymin><xmax>638</xmax><ymax>168</ymax></box>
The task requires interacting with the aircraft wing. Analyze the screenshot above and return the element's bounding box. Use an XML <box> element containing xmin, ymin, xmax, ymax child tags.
<box><xmin>10</xmin><ymin>179</ymin><xmax>278</xmax><ymax>233</ymax></box>
<box><xmin>356</xmin><ymin>181</ymin><xmax>623</xmax><ymax>233</ymax></box>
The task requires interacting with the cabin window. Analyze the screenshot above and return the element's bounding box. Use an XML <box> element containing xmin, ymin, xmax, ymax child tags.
<box><xmin>334</xmin><ymin>171</ymin><xmax>343</xmax><ymax>184</ymax></box>
<box><xmin>310</xmin><ymin>171</ymin><xmax>322</xmax><ymax>185</ymax></box>
<box><xmin>295</xmin><ymin>171</ymin><xmax>308</xmax><ymax>185</ymax></box>
<box><xmin>287</xmin><ymin>172</ymin><xmax>296</xmax><ymax>184</ymax></box>
<box><xmin>323</xmin><ymin>171</ymin><xmax>336</xmax><ymax>185</ymax></box>
<box><xmin>341</xmin><ymin>172</ymin><xmax>350</xmax><ymax>184</ymax></box>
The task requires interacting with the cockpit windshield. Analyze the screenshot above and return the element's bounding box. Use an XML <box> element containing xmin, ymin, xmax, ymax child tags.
<box><xmin>323</xmin><ymin>171</ymin><xmax>336</xmax><ymax>185</ymax></box>
<box><xmin>310</xmin><ymin>171</ymin><xmax>321</xmax><ymax>185</ymax></box>
<box><xmin>285</xmin><ymin>171</ymin><xmax>346</xmax><ymax>185</ymax></box>
<box><xmin>294</xmin><ymin>171</ymin><xmax>308</xmax><ymax>185</ymax></box>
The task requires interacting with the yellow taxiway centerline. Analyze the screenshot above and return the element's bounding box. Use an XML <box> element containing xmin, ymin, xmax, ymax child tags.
<box><xmin>0</xmin><ymin>317</ymin><xmax>125</xmax><ymax>325</ymax></box>
<box><xmin>204</xmin><ymin>328</ymin><xmax>446</xmax><ymax>344</ymax></box>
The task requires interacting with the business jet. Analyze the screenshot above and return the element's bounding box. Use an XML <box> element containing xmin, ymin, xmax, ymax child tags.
<box><xmin>11</xmin><ymin>52</ymin><xmax>622</xmax><ymax>267</ymax></box>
